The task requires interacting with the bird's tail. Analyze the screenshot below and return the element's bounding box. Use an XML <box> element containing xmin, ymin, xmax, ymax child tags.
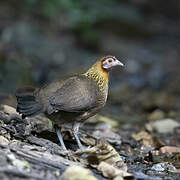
<box><xmin>15</xmin><ymin>87</ymin><xmax>43</xmax><ymax>119</ymax></box>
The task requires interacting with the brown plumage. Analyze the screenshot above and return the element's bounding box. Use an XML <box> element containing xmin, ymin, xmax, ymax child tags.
<box><xmin>16</xmin><ymin>56</ymin><xmax>124</xmax><ymax>150</ymax></box>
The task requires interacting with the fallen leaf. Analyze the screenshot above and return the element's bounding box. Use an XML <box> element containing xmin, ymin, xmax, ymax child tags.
<box><xmin>132</xmin><ymin>130</ymin><xmax>163</xmax><ymax>148</ymax></box>
<box><xmin>62</xmin><ymin>165</ymin><xmax>98</xmax><ymax>180</ymax></box>
<box><xmin>97</xmin><ymin>162</ymin><xmax>132</xmax><ymax>178</ymax></box>
<box><xmin>160</xmin><ymin>146</ymin><xmax>180</xmax><ymax>154</ymax></box>
<box><xmin>79</xmin><ymin>133</ymin><xmax>96</xmax><ymax>146</ymax></box>
<box><xmin>74</xmin><ymin>139</ymin><xmax>129</xmax><ymax>178</ymax></box>
<box><xmin>75</xmin><ymin>139</ymin><xmax>125</xmax><ymax>168</ymax></box>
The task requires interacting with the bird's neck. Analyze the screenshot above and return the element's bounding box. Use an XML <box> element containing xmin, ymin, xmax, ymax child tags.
<box><xmin>83</xmin><ymin>61</ymin><xmax>109</xmax><ymax>91</ymax></box>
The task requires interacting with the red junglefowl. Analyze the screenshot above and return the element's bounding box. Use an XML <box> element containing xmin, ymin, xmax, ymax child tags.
<box><xmin>16</xmin><ymin>56</ymin><xmax>124</xmax><ymax>150</ymax></box>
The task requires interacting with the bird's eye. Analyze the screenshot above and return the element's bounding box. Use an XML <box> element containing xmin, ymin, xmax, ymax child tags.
<box><xmin>108</xmin><ymin>59</ymin><xmax>113</xmax><ymax>63</ymax></box>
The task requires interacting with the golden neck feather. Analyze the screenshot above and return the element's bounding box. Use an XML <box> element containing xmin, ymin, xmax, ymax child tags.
<box><xmin>82</xmin><ymin>61</ymin><xmax>109</xmax><ymax>91</ymax></box>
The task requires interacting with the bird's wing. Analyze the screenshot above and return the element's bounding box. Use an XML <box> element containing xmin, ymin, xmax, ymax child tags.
<box><xmin>47</xmin><ymin>76</ymin><xmax>98</xmax><ymax>114</ymax></box>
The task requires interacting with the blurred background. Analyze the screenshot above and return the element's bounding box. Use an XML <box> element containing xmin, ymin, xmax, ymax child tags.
<box><xmin>0</xmin><ymin>0</ymin><xmax>180</xmax><ymax>127</ymax></box>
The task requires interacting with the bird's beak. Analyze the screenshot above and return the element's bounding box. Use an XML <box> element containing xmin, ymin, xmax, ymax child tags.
<box><xmin>115</xmin><ymin>59</ymin><xmax>124</xmax><ymax>67</ymax></box>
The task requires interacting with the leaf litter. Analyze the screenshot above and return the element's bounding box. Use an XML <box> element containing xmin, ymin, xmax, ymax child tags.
<box><xmin>0</xmin><ymin>104</ymin><xmax>180</xmax><ymax>180</ymax></box>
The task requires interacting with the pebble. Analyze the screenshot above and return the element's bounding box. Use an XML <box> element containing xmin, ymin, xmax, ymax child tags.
<box><xmin>146</xmin><ymin>119</ymin><xmax>180</xmax><ymax>133</ymax></box>
<box><xmin>151</xmin><ymin>163</ymin><xmax>176</xmax><ymax>172</ymax></box>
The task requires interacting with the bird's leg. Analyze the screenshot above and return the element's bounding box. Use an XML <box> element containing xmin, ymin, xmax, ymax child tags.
<box><xmin>55</xmin><ymin>127</ymin><xmax>67</xmax><ymax>151</ymax></box>
<box><xmin>72</xmin><ymin>123</ymin><xmax>83</xmax><ymax>149</ymax></box>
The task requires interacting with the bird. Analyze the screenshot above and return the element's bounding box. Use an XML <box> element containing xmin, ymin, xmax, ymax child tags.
<box><xmin>15</xmin><ymin>56</ymin><xmax>124</xmax><ymax>150</ymax></box>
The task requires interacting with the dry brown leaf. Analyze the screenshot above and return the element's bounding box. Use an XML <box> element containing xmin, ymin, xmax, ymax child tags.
<box><xmin>132</xmin><ymin>130</ymin><xmax>163</xmax><ymax>148</ymax></box>
<box><xmin>160</xmin><ymin>146</ymin><xmax>180</xmax><ymax>154</ymax></box>
<box><xmin>97</xmin><ymin>162</ymin><xmax>132</xmax><ymax>178</ymax></box>
<box><xmin>132</xmin><ymin>130</ymin><xmax>155</xmax><ymax>147</ymax></box>
<box><xmin>78</xmin><ymin>133</ymin><xmax>96</xmax><ymax>146</ymax></box>
<box><xmin>75</xmin><ymin>139</ymin><xmax>125</xmax><ymax>167</ymax></box>
<box><xmin>74</xmin><ymin>139</ymin><xmax>130</xmax><ymax>179</ymax></box>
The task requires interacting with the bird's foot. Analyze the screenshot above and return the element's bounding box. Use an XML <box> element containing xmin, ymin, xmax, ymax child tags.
<box><xmin>73</xmin><ymin>132</ymin><xmax>84</xmax><ymax>149</ymax></box>
<box><xmin>56</xmin><ymin>128</ymin><xmax>67</xmax><ymax>151</ymax></box>
<box><xmin>72</xmin><ymin>122</ymin><xmax>85</xmax><ymax>150</ymax></box>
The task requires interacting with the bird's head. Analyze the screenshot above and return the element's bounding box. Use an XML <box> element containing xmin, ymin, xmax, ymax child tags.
<box><xmin>84</xmin><ymin>55</ymin><xmax>124</xmax><ymax>90</ymax></box>
<box><xmin>101</xmin><ymin>56</ymin><xmax>124</xmax><ymax>71</ymax></box>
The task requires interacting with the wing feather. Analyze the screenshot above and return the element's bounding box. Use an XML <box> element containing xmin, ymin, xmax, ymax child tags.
<box><xmin>48</xmin><ymin>76</ymin><xmax>98</xmax><ymax>114</ymax></box>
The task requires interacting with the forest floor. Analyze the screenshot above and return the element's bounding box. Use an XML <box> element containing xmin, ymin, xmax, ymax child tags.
<box><xmin>0</xmin><ymin>104</ymin><xmax>179</xmax><ymax>180</ymax></box>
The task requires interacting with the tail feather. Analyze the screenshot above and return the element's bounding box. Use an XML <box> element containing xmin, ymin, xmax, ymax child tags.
<box><xmin>17</xmin><ymin>104</ymin><xmax>37</xmax><ymax>110</ymax></box>
<box><xmin>15</xmin><ymin>87</ymin><xmax>43</xmax><ymax>119</ymax></box>
<box><xmin>18</xmin><ymin>101</ymin><xmax>37</xmax><ymax>106</ymax></box>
